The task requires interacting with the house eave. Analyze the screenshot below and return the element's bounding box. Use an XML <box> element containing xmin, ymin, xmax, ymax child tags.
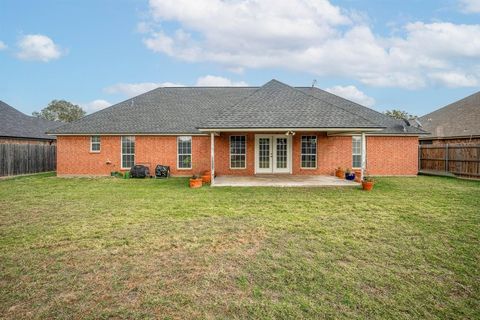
<box><xmin>49</xmin><ymin>132</ymin><xmax>209</xmax><ymax>136</ymax></box>
<box><xmin>327</xmin><ymin>132</ymin><xmax>424</xmax><ymax>137</ymax></box>
<box><xmin>197</xmin><ymin>127</ymin><xmax>385</xmax><ymax>133</ymax></box>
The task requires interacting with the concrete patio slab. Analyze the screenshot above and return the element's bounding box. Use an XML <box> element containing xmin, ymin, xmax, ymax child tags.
<box><xmin>213</xmin><ymin>175</ymin><xmax>359</xmax><ymax>187</ymax></box>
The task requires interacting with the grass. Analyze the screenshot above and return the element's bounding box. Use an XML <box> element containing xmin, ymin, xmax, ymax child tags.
<box><xmin>0</xmin><ymin>173</ymin><xmax>479</xmax><ymax>319</ymax></box>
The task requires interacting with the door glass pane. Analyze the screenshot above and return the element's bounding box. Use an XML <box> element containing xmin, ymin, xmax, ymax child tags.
<box><xmin>259</xmin><ymin>138</ymin><xmax>270</xmax><ymax>169</ymax></box>
<box><xmin>276</xmin><ymin>138</ymin><xmax>287</xmax><ymax>169</ymax></box>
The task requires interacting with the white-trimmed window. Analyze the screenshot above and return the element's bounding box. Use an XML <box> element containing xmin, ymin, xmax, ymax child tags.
<box><xmin>230</xmin><ymin>136</ymin><xmax>246</xmax><ymax>169</ymax></box>
<box><xmin>352</xmin><ymin>136</ymin><xmax>362</xmax><ymax>168</ymax></box>
<box><xmin>301</xmin><ymin>136</ymin><xmax>317</xmax><ymax>168</ymax></box>
<box><xmin>90</xmin><ymin>135</ymin><xmax>100</xmax><ymax>152</ymax></box>
<box><xmin>177</xmin><ymin>136</ymin><xmax>192</xmax><ymax>169</ymax></box>
<box><xmin>121</xmin><ymin>136</ymin><xmax>135</xmax><ymax>169</ymax></box>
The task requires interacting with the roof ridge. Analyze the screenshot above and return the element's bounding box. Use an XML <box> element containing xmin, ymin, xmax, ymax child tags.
<box><xmin>196</xmin><ymin>82</ymin><xmax>268</xmax><ymax>127</ymax></box>
<box><xmin>199</xmin><ymin>79</ymin><xmax>384</xmax><ymax>129</ymax></box>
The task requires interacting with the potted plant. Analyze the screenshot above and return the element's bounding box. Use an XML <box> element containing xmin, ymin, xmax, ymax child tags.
<box><xmin>335</xmin><ymin>167</ymin><xmax>345</xmax><ymax>178</ymax></box>
<box><xmin>362</xmin><ymin>175</ymin><xmax>375</xmax><ymax>191</ymax></box>
<box><xmin>353</xmin><ymin>169</ymin><xmax>362</xmax><ymax>182</ymax></box>
<box><xmin>201</xmin><ymin>170</ymin><xmax>211</xmax><ymax>184</ymax></box>
<box><xmin>189</xmin><ymin>174</ymin><xmax>203</xmax><ymax>188</ymax></box>
<box><xmin>345</xmin><ymin>168</ymin><xmax>355</xmax><ymax>180</ymax></box>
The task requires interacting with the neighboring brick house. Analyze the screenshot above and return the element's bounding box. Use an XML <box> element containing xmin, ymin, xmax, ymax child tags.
<box><xmin>0</xmin><ymin>100</ymin><xmax>60</xmax><ymax>144</ymax></box>
<box><xmin>49</xmin><ymin>80</ymin><xmax>424</xmax><ymax>181</ymax></box>
<box><xmin>419</xmin><ymin>91</ymin><xmax>480</xmax><ymax>145</ymax></box>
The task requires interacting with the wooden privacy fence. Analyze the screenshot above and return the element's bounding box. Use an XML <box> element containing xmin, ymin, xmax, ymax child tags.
<box><xmin>0</xmin><ymin>143</ymin><xmax>56</xmax><ymax>176</ymax></box>
<box><xmin>419</xmin><ymin>144</ymin><xmax>480</xmax><ymax>178</ymax></box>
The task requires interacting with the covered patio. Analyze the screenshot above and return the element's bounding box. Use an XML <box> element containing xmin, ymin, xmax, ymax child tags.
<box><xmin>212</xmin><ymin>175</ymin><xmax>359</xmax><ymax>187</ymax></box>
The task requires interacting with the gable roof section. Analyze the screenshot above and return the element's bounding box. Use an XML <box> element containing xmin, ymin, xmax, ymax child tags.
<box><xmin>419</xmin><ymin>91</ymin><xmax>480</xmax><ymax>139</ymax></box>
<box><xmin>297</xmin><ymin>87</ymin><xmax>426</xmax><ymax>135</ymax></box>
<box><xmin>198</xmin><ymin>80</ymin><xmax>381</xmax><ymax>130</ymax></box>
<box><xmin>50</xmin><ymin>79</ymin><xmax>425</xmax><ymax>135</ymax></box>
<box><xmin>0</xmin><ymin>101</ymin><xmax>62</xmax><ymax>140</ymax></box>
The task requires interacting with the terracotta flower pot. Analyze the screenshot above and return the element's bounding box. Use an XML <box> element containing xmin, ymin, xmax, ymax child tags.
<box><xmin>362</xmin><ymin>181</ymin><xmax>374</xmax><ymax>191</ymax></box>
<box><xmin>335</xmin><ymin>169</ymin><xmax>345</xmax><ymax>179</ymax></box>
<box><xmin>201</xmin><ymin>174</ymin><xmax>211</xmax><ymax>184</ymax></box>
<box><xmin>189</xmin><ymin>178</ymin><xmax>203</xmax><ymax>188</ymax></box>
<box><xmin>354</xmin><ymin>170</ymin><xmax>362</xmax><ymax>182</ymax></box>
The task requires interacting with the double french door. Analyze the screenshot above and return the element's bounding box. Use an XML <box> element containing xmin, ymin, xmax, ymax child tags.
<box><xmin>255</xmin><ymin>134</ymin><xmax>292</xmax><ymax>173</ymax></box>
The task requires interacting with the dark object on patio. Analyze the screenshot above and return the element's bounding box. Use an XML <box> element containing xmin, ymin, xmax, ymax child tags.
<box><xmin>345</xmin><ymin>172</ymin><xmax>355</xmax><ymax>181</ymax></box>
<box><xmin>130</xmin><ymin>165</ymin><xmax>150</xmax><ymax>178</ymax></box>
<box><xmin>155</xmin><ymin>165</ymin><xmax>170</xmax><ymax>178</ymax></box>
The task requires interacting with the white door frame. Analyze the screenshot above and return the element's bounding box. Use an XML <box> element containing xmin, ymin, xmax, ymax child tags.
<box><xmin>254</xmin><ymin>134</ymin><xmax>292</xmax><ymax>174</ymax></box>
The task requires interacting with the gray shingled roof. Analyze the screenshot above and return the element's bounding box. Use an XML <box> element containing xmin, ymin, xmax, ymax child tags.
<box><xmin>0</xmin><ymin>101</ymin><xmax>62</xmax><ymax>140</ymax></box>
<box><xmin>298</xmin><ymin>87</ymin><xmax>426</xmax><ymax>134</ymax></box>
<box><xmin>50</xmin><ymin>79</ymin><xmax>424</xmax><ymax>135</ymax></box>
<box><xmin>419</xmin><ymin>91</ymin><xmax>480</xmax><ymax>139</ymax></box>
<box><xmin>199</xmin><ymin>80</ymin><xmax>381</xmax><ymax>129</ymax></box>
<box><xmin>50</xmin><ymin>87</ymin><xmax>257</xmax><ymax>134</ymax></box>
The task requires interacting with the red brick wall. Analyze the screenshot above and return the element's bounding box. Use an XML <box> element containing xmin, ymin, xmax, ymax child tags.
<box><xmin>366</xmin><ymin>136</ymin><xmax>418</xmax><ymax>175</ymax></box>
<box><xmin>213</xmin><ymin>132</ymin><xmax>349</xmax><ymax>176</ymax></box>
<box><xmin>57</xmin><ymin>134</ymin><xmax>418</xmax><ymax>176</ymax></box>
<box><xmin>57</xmin><ymin>135</ymin><xmax>210</xmax><ymax>176</ymax></box>
<box><xmin>135</xmin><ymin>136</ymin><xmax>210</xmax><ymax>176</ymax></box>
<box><xmin>214</xmin><ymin>133</ymin><xmax>417</xmax><ymax>176</ymax></box>
<box><xmin>292</xmin><ymin>133</ymin><xmax>351</xmax><ymax>176</ymax></box>
<box><xmin>214</xmin><ymin>133</ymin><xmax>255</xmax><ymax>176</ymax></box>
<box><xmin>57</xmin><ymin>136</ymin><xmax>121</xmax><ymax>175</ymax></box>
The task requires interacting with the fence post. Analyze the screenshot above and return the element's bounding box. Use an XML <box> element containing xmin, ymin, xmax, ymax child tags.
<box><xmin>445</xmin><ymin>144</ymin><xmax>449</xmax><ymax>172</ymax></box>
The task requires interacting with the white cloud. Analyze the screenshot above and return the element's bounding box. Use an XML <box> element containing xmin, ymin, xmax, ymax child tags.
<box><xmin>105</xmin><ymin>76</ymin><xmax>247</xmax><ymax>97</ymax></box>
<box><xmin>429</xmin><ymin>71</ymin><xmax>479</xmax><ymax>87</ymax></box>
<box><xmin>104</xmin><ymin>82</ymin><xmax>184</xmax><ymax>97</ymax></box>
<box><xmin>459</xmin><ymin>0</ymin><xmax>480</xmax><ymax>13</ymax></box>
<box><xmin>196</xmin><ymin>75</ymin><xmax>248</xmax><ymax>86</ymax></box>
<box><xmin>325</xmin><ymin>85</ymin><xmax>375</xmax><ymax>107</ymax></box>
<box><xmin>16</xmin><ymin>34</ymin><xmax>63</xmax><ymax>62</ymax></box>
<box><xmin>0</xmin><ymin>41</ymin><xmax>7</xmax><ymax>50</ymax></box>
<box><xmin>140</xmin><ymin>0</ymin><xmax>480</xmax><ymax>89</ymax></box>
<box><xmin>81</xmin><ymin>99</ymin><xmax>112</xmax><ymax>113</ymax></box>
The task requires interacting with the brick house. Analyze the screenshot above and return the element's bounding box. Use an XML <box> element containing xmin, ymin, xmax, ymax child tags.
<box><xmin>419</xmin><ymin>91</ymin><xmax>480</xmax><ymax>145</ymax></box>
<box><xmin>49</xmin><ymin>80</ymin><xmax>424</xmax><ymax>182</ymax></box>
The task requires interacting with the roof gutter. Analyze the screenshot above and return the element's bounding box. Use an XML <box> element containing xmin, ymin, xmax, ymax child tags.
<box><xmin>49</xmin><ymin>133</ymin><xmax>209</xmax><ymax>136</ymax></box>
<box><xmin>197</xmin><ymin>127</ymin><xmax>385</xmax><ymax>132</ymax></box>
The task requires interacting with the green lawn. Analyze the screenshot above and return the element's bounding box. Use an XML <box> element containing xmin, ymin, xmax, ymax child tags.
<box><xmin>0</xmin><ymin>174</ymin><xmax>479</xmax><ymax>319</ymax></box>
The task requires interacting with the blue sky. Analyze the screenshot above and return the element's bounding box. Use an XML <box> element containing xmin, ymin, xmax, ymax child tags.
<box><xmin>1</xmin><ymin>0</ymin><xmax>479</xmax><ymax>116</ymax></box>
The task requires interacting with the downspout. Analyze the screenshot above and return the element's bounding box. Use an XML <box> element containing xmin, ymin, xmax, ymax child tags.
<box><xmin>210</xmin><ymin>132</ymin><xmax>215</xmax><ymax>185</ymax></box>
<box><xmin>361</xmin><ymin>132</ymin><xmax>366</xmax><ymax>180</ymax></box>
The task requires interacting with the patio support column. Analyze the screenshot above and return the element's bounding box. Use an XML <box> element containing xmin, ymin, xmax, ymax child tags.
<box><xmin>210</xmin><ymin>132</ymin><xmax>215</xmax><ymax>185</ymax></box>
<box><xmin>361</xmin><ymin>132</ymin><xmax>366</xmax><ymax>180</ymax></box>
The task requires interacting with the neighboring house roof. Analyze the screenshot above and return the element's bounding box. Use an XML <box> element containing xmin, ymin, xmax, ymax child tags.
<box><xmin>50</xmin><ymin>79</ymin><xmax>424</xmax><ymax>135</ymax></box>
<box><xmin>419</xmin><ymin>91</ymin><xmax>480</xmax><ymax>139</ymax></box>
<box><xmin>0</xmin><ymin>101</ymin><xmax>62</xmax><ymax>140</ymax></box>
